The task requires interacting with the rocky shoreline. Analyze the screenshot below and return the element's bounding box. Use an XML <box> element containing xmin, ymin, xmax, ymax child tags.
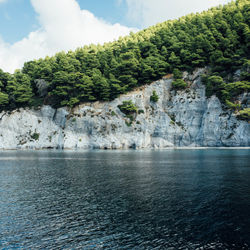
<box><xmin>0</xmin><ymin>70</ymin><xmax>249</xmax><ymax>150</ymax></box>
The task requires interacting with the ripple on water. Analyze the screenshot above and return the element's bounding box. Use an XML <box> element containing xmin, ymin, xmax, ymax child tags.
<box><xmin>0</xmin><ymin>149</ymin><xmax>250</xmax><ymax>249</ymax></box>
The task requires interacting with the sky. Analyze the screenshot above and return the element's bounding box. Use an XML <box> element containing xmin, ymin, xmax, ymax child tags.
<box><xmin>0</xmin><ymin>0</ymin><xmax>232</xmax><ymax>73</ymax></box>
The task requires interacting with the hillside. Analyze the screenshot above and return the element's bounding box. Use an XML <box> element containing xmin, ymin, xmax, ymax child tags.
<box><xmin>0</xmin><ymin>0</ymin><xmax>249</xmax><ymax>120</ymax></box>
<box><xmin>0</xmin><ymin>69</ymin><xmax>249</xmax><ymax>149</ymax></box>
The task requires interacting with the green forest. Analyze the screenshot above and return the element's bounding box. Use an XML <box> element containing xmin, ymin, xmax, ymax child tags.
<box><xmin>0</xmin><ymin>0</ymin><xmax>249</xmax><ymax>119</ymax></box>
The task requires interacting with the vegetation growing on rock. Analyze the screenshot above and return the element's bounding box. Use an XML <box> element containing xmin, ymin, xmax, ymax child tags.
<box><xmin>172</xmin><ymin>79</ymin><xmax>188</xmax><ymax>90</ymax></box>
<box><xmin>202</xmin><ymin>74</ymin><xmax>250</xmax><ymax>120</ymax></box>
<box><xmin>30</xmin><ymin>132</ymin><xmax>40</xmax><ymax>141</ymax></box>
<box><xmin>237</xmin><ymin>108</ymin><xmax>250</xmax><ymax>120</ymax></box>
<box><xmin>118</xmin><ymin>101</ymin><xmax>138</xmax><ymax>115</ymax></box>
<box><xmin>150</xmin><ymin>90</ymin><xmax>159</xmax><ymax>102</ymax></box>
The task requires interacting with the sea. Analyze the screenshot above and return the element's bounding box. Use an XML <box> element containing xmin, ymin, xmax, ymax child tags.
<box><xmin>0</xmin><ymin>149</ymin><xmax>250</xmax><ymax>249</ymax></box>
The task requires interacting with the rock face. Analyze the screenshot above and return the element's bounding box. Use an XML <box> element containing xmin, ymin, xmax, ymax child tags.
<box><xmin>0</xmin><ymin>70</ymin><xmax>249</xmax><ymax>149</ymax></box>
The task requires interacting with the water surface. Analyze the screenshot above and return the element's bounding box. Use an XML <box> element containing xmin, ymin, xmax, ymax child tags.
<box><xmin>0</xmin><ymin>149</ymin><xmax>250</xmax><ymax>249</ymax></box>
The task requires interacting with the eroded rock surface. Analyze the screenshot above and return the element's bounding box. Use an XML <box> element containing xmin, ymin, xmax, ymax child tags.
<box><xmin>0</xmin><ymin>70</ymin><xmax>249</xmax><ymax>149</ymax></box>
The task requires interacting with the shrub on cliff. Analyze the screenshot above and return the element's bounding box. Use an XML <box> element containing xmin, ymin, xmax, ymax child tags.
<box><xmin>172</xmin><ymin>79</ymin><xmax>187</xmax><ymax>90</ymax></box>
<box><xmin>118</xmin><ymin>101</ymin><xmax>138</xmax><ymax>115</ymax></box>
<box><xmin>237</xmin><ymin>108</ymin><xmax>250</xmax><ymax>121</ymax></box>
<box><xmin>150</xmin><ymin>90</ymin><xmax>159</xmax><ymax>102</ymax></box>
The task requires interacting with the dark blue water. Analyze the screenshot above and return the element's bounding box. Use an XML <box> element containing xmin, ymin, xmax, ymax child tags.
<box><xmin>0</xmin><ymin>149</ymin><xmax>250</xmax><ymax>249</ymax></box>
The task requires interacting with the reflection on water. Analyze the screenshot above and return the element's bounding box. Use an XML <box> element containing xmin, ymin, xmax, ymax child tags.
<box><xmin>0</xmin><ymin>149</ymin><xmax>250</xmax><ymax>249</ymax></box>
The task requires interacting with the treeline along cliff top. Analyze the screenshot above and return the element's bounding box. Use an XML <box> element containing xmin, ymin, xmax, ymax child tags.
<box><xmin>0</xmin><ymin>0</ymin><xmax>249</xmax><ymax>120</ymax></box>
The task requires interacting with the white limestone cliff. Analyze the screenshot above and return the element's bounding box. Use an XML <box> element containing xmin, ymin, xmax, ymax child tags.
<box><xmin>0</xmin><ymin>69</ymin><xmax>249</xmax><ymax>149</ymax></box>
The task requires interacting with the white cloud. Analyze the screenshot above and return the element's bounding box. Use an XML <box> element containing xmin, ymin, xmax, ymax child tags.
<box><xmin>0</xmin><ymin>0</ymin><xmax>136</xmax><ymax>73</ymax></box>
<box><xmin>0</xmin><ymin>0</ymin><xmax>7</xmax><ymax>3</ymax></box>
<box><xmin>125</xmin><ymin>0</ymin><xmax>232</xmax><ymax>27</ymax></box>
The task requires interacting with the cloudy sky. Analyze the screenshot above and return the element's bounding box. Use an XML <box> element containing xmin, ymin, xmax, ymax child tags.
<box><xmin>0</xmin><ymin>0</ymin><xmax>231</xmax><ymax>73</ymax></box>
